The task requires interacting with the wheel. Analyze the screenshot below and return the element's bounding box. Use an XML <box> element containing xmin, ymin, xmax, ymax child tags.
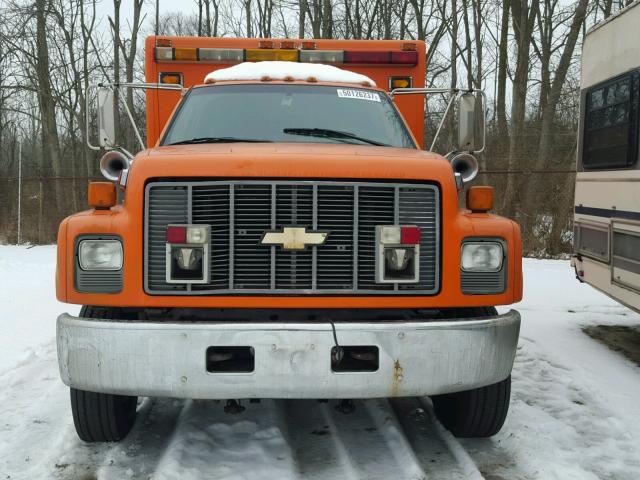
<box><xmin>432</xmin><ymin>307</ymin><xmax>512</xmax><ymax>438</ymax></box>
<box><xmin>69</xmin><ymin>306</ymin><xmax>138</xmax><ymax>443</ymax></box>
<box><xmin>70</xmin><ymin>388</ymin><xmax>138</xmax><ymax>442</ymax></box>
<box><xmin>432</xmin><ymin>376</ymin><xmax>511</xmax><ymax>438</ymax></box>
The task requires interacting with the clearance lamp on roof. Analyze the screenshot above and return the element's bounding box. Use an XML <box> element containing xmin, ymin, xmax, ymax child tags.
<box><xmin>153</xmin><ymin>47</ymin><xmax>418</xmax><ymax>66</ymax></box>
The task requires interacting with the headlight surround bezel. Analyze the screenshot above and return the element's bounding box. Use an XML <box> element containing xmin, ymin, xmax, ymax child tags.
<box><xmin>77</xmin><ymin>237</ymin><xmax>123</xmax><ymax>271</ymax></box>
<box><xmin>460</xmin><ymin>240</ymin><xmax>505</xmax><ymax>273</ymax></box>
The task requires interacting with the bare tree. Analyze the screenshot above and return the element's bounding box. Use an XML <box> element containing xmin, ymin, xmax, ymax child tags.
<box><xmin>496</xmin><ymin>0</ymin><xmax>510</xmax><ymax>139</ymax></box>
<box><xmin>502</xmin><ymin>0</ymin><xmax>538</xmax><ymax>215</ymax></box>
<box><xmin>256</xmin><ymin>0</ymin><xmax>274</xmax><ymax>37</ymax></box>
<box><xmin>35</xmin><ymin>0</ymin><xmax>63</xmax><ymax>211</ymax></box>
<box><xmin>204</xmin><ymin>0</ymin><xmax>220</xmax><ymax>36</ymax></box>
<box><xmin>109</xmin><ymin>0</ymin><xmax>122</xmax><ymax>142</ymax></box>
<box><xmin>0</xmin><ymin>0</ymin><xmax>631</xmax><ymax>251</ymax></box>
<box><xmin>120</xmin><ymin>0</ymin><xmax>144</xmax><ymax>149</ymax></box>
<box><xmin>244</xmin><ymin>0</ymin><xmax>252</xmax><ymax>36</ymax></box>
<box><xmin>298</xmin><ymin>0</ymin><xmax>306</xmax><ymax>36</ymax></box>
<box><xmin>535</xmin><ymin>0</ymin><xmax>589</xmax><ymax>172</ymax></box>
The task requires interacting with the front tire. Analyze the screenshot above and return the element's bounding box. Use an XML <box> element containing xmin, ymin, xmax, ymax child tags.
<box><xmin>69</xmin><ymin>306</ymin><xmax>138</xmax><ymax>442</ymax></box>
<box><xmin>432</xmin><ymin>306</ymin><xmax>512</xmax><ymax>438</ymax></box>
<box><xmin>432</xmin><ymin>376</ymin><xmax>511</xmax><ymax>438</ymax></box>
<box><xmin>70</xmin><ymin>388</ymin><xmax>138</xmax><ymax>442</ymax></box>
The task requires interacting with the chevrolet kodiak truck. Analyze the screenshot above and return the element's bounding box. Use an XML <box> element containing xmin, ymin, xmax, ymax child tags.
<box><xmin>56</xmin><ymin>36</ymin><xmax>522</xmax><ymax>443</ymax></box>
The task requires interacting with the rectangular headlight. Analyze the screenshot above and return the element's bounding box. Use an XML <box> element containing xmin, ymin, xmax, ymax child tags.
<box><xmin>461</xmin><ymin>242</ymin><xmax>503</xmax><ymax>272</ymax></box>
<box><xmin>78</xmin><ymin>239</ymin><xmax>123</xmax><ymax>271</ymax></box>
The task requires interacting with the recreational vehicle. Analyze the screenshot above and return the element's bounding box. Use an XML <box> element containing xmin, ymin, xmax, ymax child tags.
<box><xmin>573</xmin><ymin>1</ymin><xmax>640</xmax><ymax>313</ymax></box>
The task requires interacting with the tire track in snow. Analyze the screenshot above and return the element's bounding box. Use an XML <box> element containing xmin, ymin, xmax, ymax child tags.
<box><xmin>319</xmin><ymin>399</ymin><xmax>428</xmax><ymax>480</ymax></box>
<box><xmin>389</xmin><ymin>397</ymin><xmax>482</xmax><ymax>479</ymax></box>
<box><xmin>363</xmin><ymin>399</ymin><xmax>428</xmax><ymax>479</ymax></box>
<box><xmin>417</xmin><ymin>398</ymin><xmax>485</xmax><ymax>480</ymax></box>
<box><xmin>148</xmin><ymin>399</ymin><xmax>299</xmax><ymax>480</ymax></box>
<box><xmin>93</xmin><ymin>397</ymin><xmax>189</xmax><ymax>479</ymax></box>
<box><xmin>278</xmin><ymin>400</ymin><xmax>359</xmax><ymax>479</ymax></box>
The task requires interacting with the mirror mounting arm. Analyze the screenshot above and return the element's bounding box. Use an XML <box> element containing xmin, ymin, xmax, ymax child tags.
<box><xmin>430</xmin><ymin>94</ymin><xmax>457</xmax><ymax>152</ymax></box>
<box><xmin>389</xmin><ymin>87</ymin><xmax>487</xmax><ymax>155</ymax></box>
<box><xmin>86</xmin><ymin>82</ymin><xmax>184</xmax><ymax>153</ymax></box>
<box><xmin>118</xmin><ymin>89</ymin><xmax>145</xmax><ymax>151</ymax></box>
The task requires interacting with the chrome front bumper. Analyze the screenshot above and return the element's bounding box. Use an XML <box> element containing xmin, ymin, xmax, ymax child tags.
<box><xmin>56</xmin><ymin>310</ymin><xmax>520</xmax><ymax>399</ymax></box>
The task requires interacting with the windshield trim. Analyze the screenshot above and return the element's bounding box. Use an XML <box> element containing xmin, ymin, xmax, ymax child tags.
<box><xmin>159</xmin><ymin>83</ymin><xmax>418</xmax><ymax>149</ymax></box>
<box><xmin>159</xmin><ymin>86</ymin><xmax>194</xmax><ymax>147</ymax></box>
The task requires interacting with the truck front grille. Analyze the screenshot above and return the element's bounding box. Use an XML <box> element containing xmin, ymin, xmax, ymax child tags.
<box><xmin>145</xmin><ymin>180</ymin><xmax>439</xmax><ymax>295</ymax></box>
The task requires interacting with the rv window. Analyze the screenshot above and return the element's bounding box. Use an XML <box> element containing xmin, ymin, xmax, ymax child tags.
<box><xmin>583</xmin><ymin>71</ymin><xmax>640</xmax><ymax>170</ymax></box>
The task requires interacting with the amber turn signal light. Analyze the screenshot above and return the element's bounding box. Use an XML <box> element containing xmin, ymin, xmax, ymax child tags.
<box><xmin>466</xmin><ymin>186</ymin><xmax>494</xmax><ymax>213</ymax></box>
<box><xmin>88</xmin><ymin>182</ymin><xmax>116</xmax><ymax>210</ymax></box>
<box><xmin>160</xmin><ymin>72</ymin><xmax>183</xmax><ymax>85</ymax></box>
<box><xmin>174</xmin><ymin>48</ymin><xmax>197</xmax><ymax>61</ymax></box>
<box><xmin>389</xmin><ymin>76</ymin><xmax>412</xmax><ymax>89</ymax></box>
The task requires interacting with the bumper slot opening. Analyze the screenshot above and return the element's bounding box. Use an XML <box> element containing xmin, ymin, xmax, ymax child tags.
<box><xmin>206</xmin><ymin>346</ymin><xmax>255</xmax><ymax>373</ymax></box>
<box><xmin>331</xmin><ymin>346</ymin><xmax>379</xmax><ymax>372</ymax></box>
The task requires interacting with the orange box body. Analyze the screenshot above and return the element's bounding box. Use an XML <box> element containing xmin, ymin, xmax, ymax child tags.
<box><xmin>144</xmin><ymin>36</ymin><xmax>427</xmax><ymax>149</ymax></box>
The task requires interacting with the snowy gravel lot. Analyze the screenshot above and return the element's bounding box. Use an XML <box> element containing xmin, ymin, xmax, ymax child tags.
<box><xmin>1</xmin><ymin>245</ymin><xmax>640</xmax><ymax>479</ymax></box>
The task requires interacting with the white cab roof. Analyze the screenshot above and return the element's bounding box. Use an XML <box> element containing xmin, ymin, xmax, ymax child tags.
<box><xmin>204</xmin><ymin>61</ymin><xmax>376</xmax><ymax>87</ymax></box>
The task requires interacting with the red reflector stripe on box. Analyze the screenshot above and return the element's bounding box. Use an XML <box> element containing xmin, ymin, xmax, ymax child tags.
<box><xmin>391</xmin><ymin>50</ymin><xmax>418</xmax><ymax>65</ymax></box>
<box><xmin>344</xmin><ymin>51</ymin><xmax>391</xmax><ymax>64</ymax></box>
<box><xmin>401</xmin><ymin>226</ymin><xmax>421</xmax><ymax>245</ymax></box>
<box><xmin>166</xmin><ymin>226</ymin><xmax>187</xmax><ymax>244</ymax></box>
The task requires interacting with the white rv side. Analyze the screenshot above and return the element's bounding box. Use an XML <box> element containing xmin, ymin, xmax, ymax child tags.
<box><xmin>572</xmin><ymin>0</ymin><xmax>640</xmax><ymax>313</ymax></box>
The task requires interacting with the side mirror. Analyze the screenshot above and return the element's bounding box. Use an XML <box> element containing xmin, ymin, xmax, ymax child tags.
<box><xmin>97</xmin><ymin>87</ymin><xmax>116</xmax><ymax>148</ymax></box>
<box><xmin>457</xmin><ymin>92</ymin><xmax>479</xmax><ymax>152</ymax></box>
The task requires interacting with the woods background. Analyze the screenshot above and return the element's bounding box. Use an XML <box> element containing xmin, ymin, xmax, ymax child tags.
<box><xmin>0</xmin><ymin>0</ymin><xmax>634</xmax><ymax>254</ymax></box>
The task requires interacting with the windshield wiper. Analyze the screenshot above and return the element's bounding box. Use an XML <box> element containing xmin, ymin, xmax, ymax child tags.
<box><xmin>283</xmin><ymin>128</ymin><xmax>389</xmax><ymax>147</ymax></box>
<box><xmin>168</xmin><ymin>137</ymin><xmax>273</xmax><ymax>145</ymax></box>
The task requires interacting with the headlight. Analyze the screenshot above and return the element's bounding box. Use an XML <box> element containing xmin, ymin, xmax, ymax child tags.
<box><xmin>186</xmin><ymin>226</ymin><xmax>208</xmax><ymax>244</ymax></box>
<box><xmin>78</xmin><ymin>239</ymin><xmax>123</xmax><ymax>270</ymax></box>
<box><xmin>461</xmin><ymin>242</ymin><xmax>503</xmax><ymax>272</ymax></box>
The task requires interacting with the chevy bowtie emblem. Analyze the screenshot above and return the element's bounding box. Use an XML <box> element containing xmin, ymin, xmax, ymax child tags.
<box><xmin>261</xmin><ymin>227</ymin><xmax>329</xmax><ymax>250</ymax></box>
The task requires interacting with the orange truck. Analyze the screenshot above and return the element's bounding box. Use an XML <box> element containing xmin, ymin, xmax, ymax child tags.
<box><xmin>56</xmin><ymin>36</ymin><xmax>522</xmax><ymax>443</ymax></box>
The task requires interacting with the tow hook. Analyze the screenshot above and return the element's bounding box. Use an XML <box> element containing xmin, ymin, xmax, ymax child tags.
<box><xmin>224</xmin><ymin>399</ymin><xmax>246</xmax><ymax>414</ymax></box>
<box><xmin>335</xmin><ymin>399</ymin><xmax>356</xmax><ymax>414</ymax></box>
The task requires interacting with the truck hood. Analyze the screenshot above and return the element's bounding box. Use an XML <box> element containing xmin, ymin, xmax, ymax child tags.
<box><xmin>132</xmin><ymin>143</ymin><xmax>454</xmax><ymax>186</ymax></box>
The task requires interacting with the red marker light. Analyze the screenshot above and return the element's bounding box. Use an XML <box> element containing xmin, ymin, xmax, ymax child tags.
<box><xmin>258</xmin><ymin>40</ymin><xmax>275</xmax><ymax>49</ymax></box>
<box><xmin>391</xmin><ymin>51</ymin><xmax>418</xmax><ymax>65</ymax></box>
<box><xmin>344</xmin><ymin>51</ymin><xmax>390</xmax><ymax>64</ymax></box>
<box><xmin>401</xmin><ymin>226</ymin><xmax>421</xmax><ymax>245</ymax></box>
<box><xmin>166</xmin><ymin>226</ymin><xmax>187</xmax><ymax>244</ymax></box>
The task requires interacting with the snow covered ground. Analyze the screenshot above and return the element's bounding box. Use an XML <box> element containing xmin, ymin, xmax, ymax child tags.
<box><xmin>1</xmin><ymin>245</ymin><xmax>639</xmax><ymax>479</ymax></box>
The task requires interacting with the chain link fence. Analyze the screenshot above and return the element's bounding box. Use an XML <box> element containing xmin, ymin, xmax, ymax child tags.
<box><xmin>0</xmin><ymin>171</ymin><xmax>576</xmax><ymax>255</ymax></box>
<box><xmin>475</xmin><ymin>170</ymin><xmax>575</xmax><ymax>256</ymax></box>
<box><xmin>0</xmin><ymin>176</ymin><xmax>97</xmax><ymax>245</ymax></box>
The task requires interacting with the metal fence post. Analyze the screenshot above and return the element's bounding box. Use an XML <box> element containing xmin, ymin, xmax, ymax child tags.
<box><xmin>17</xmin><ymin>140</ymin><xmax>22</xmax><ymax>245</ymax></box>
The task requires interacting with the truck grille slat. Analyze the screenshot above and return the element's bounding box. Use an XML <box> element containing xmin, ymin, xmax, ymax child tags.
<box><xmin>145</xmin><ymin>181</ymin><xmax>439</xmax><ymax>295</ymax></box>
<box><xmin>146</xmin><ymin>186</ymin><xmax>189</xmax><ymax>292</ymax></box>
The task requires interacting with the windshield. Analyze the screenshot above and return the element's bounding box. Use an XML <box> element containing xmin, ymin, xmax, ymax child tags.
<box><xmin>161</xmin><ymin>84</ymin><xmax>416</xmax><ymax>149</ymax></box>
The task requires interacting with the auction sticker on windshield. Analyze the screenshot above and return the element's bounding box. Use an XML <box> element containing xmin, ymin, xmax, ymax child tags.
<box><xmin>337</xmin><ymin>89</ymin><xmax>381</xmax><ymax>102</ymax></box>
